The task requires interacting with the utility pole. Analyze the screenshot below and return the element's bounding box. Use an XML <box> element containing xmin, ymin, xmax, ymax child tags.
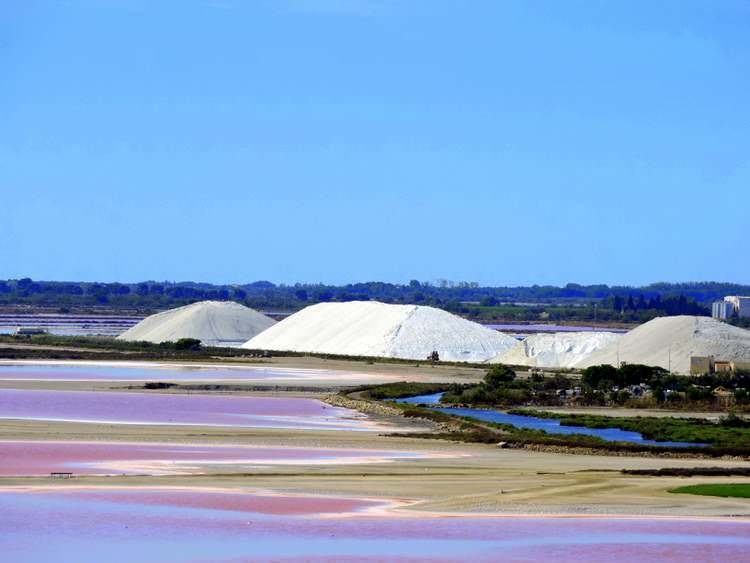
<box><xmin>668</xmin><ymin>345</ymin><xmax>671</xmax><ymax>374</ymax></box>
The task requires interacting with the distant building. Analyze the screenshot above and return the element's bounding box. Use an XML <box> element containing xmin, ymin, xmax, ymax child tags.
<box><xmin>713</xmin><ymin>386</ymin><xmax>735</xmax><ymax>407</ymax></box>
<box><xmin>690</xmin><ymin>356</ymin><xmax>713</xmax><ymax>375</ymax></box>
<box><xmin>13</xmin><ymin>327</ymin><xmax>47</xmax><ymax>336</ymax></box>
<box><xmin>724</xmin><ymin>296</ymin><xmax>750</xmax><ymax>318</ymax></box>
<box><xmin>712</xmin><ymin>301</ymin><xmax>735</xmax><ymax>320</ymax></box>
<box><xmin>688</xmin><ymin>358</ymin><xmax>749</xmax><ymax>375</ymax></box>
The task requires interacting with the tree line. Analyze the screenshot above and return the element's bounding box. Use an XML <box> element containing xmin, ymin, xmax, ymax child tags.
<box><xmin>0</xmin><ymin>278</ymin><xmax>742</xmax><ymax>320</ymax></box>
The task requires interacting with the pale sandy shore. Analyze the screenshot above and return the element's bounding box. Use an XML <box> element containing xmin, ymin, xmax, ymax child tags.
<box><xmin>1</xmin><ymin>418</ymin><xmax>749</xmax><ymax>518</ymax></box>
<box><xmin>0</xmin><ymin>357</ymin><xmax>489</xmax><ymax>386</ymax></box>
<box><xmin>2</xmin><ymin>482</ymin><xmax>749</xmax><ymax>523</ymax></box>
<box><xmin>0</xmin><ymin>359</ymin><xmax>747</xmax><ymax>519</ymax></box>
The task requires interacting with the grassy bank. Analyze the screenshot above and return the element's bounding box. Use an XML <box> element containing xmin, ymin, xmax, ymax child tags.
<box><xmin>352</xmin><ymin>383</ymin><xmax>750</xmax><ymax>458</ymax></box>
<box><xmin>508</xmin><ymin>409</ymin><xmax>750</xmax><ymax>452</ymax></box>
<box><xmin>624</xmin><ymin>467</ymin><xmax>750</xmax><ymax>477</ymax></box>
<box><xmin>669</xmin><ymin>484</ymin><xmax>750</xmax><ymax>498</ymax></box>
<box><xmin>353</xmin><ymin>382</ymin><xmax>467</xmax><ymax>401</ymax></box>
<box><xmin>388</xmin><ymin>402</ymin><xmax>723</xmax><ymax>454</ymax></box>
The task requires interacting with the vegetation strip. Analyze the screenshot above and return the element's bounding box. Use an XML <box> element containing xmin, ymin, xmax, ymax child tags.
<box><xmin>353</xmin><ymin>375</ymin><xmax>750</xmax><ymax>458</ymax></box>
<box><xmin>668</xmin><ymin>484</ymin><xmax>750</xmax><ymax>498</ymax></box>
<box><xmin>508</xmin><ymin>409</ymin><xmax>750</xmax><ymax>453</ymax></box>
<box><xmin>439</xmin><ymin>363</ymin><xmax>750</xmax><ymax>411</ymax></box>
<box><xmin>623</xmin><ymin>467</ymin><xmax>750</xmax><ymax>477</ymax></box>
<box><xmin>6</xmin><ymin>277</ymin><xmax>749</xmax><ymax>327</ymax></box>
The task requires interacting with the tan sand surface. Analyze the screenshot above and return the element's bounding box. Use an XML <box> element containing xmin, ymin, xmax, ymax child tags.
<box><xmin>1</xmin><ymin>417</ymin><xmax>749</xmax><ymax>518</ymax></box>
<box><xmin>0</xmin><ymin>357</ymin><xmax>488</xmax><ymax>387</ymax></box>
<box><xmin>0</xmin><ymin>359</ymin><xmax>747</xmax><ymax>518</ymax></box>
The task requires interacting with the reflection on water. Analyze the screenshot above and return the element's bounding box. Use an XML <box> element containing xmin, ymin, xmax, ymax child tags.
<box><xmin>394</xmin><ymin>392</ymin><xmax>445</xmax><ymax>405</ymax></box>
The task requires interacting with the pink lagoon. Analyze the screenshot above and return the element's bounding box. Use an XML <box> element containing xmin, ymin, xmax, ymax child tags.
<box><xmin>0</xmin><ymin>388</ymin><xmax>385</xmax><ymax>431</ymax></box>
<box><xmin>1</xmin><ymin>488</ymin><xmax>748</xmax><ymax>562</ymax></box>
<box><xmin>0</xmin><ymin>440</ymin><xmax>426</xmax><ymax>476</ymax></box>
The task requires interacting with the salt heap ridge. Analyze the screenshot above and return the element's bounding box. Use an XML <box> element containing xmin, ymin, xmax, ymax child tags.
<box><xmin>579</xmin><ymin>315</ymin><xmax>750</xmax><ymax>374</ymax></box>
<box><xmin>491</xmin><ymin>331</ymin><xmax>621</xmax><ymax>369</ymax></box>
<box><xmin>242</xmin><ymin>301</ymin><xmax>517</xmax><ymax>362</ymax></box>
<box><xmin>118</xmin><ymin>300</ymin><xmax>276</xmax><ymax>347</ymax></box>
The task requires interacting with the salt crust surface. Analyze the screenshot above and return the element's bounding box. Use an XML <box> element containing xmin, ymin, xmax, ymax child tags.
<box><xmin>492</xmin><ymin>332</ymin><xmax>621</xmax><ymax>368</ymax></box>
<box><xmin>578</xmin><ymin>315</ymin><xmax>750</xmax><ymax>374</ymax></box>
<box><xmin>243</xmin><ymin>301</ymin><xmax>517</xmax><ymax>362</ymax></box>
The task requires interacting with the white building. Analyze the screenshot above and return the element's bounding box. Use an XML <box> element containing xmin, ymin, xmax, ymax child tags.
<box><xmin>712</xmin><ymin>300</ymin><xmax>735</xmax><ymax>320</ymax></box>
<box><xmin>724</xmin><ymin>296</ymin><xmax>750</xmax><ymax>318</ymax></box>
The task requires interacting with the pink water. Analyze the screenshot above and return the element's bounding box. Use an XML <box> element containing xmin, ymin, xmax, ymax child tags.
<box><xmin>0</xmin><ymin>388</ymin><xmax>381</xmax><ymax>431</ymax></box>
<box><xmin>0</xmin><ymin>364</ymin><xmax>345</xmax><ymax>381</ymax></box>
<box><xmin>1</xmin><ymin>488</ymin><xmax>748</xmax><ymax>562</ymax></box>
<box><xmin>0</xmin><ymin>441</ymin><xmax>419</xmax><ymax>475</ymax></box>
<box><xmin>71</xmin><ymin>488</ymin><xmax>382</xmax><ymax>515</ymax></box>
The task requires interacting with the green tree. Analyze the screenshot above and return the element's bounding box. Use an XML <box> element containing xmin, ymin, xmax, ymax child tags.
<box><xmin>581</xmin><ymin>364</ymin><xmax>619</xmax><ymax>389</ymax></box>
<box><xmin>172</xmin><ymin>338</ymin><xmax>202</xmax><ymax>351</ymax></box>
<box><xmin>484</xmin><ymin>365</ymin><xmax>516</xmax><ymax>387</ymax></box>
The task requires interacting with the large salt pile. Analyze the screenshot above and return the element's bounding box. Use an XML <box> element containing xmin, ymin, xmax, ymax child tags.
<box><xmin>579</xmin><ymin>316</ymin><xmax>750</xmax><ymax>374</ymax></box>
<box><xmin>118</xmin><ymin>301</ymin><xmax>276</xmax><ymax>347</ymax></box>
<box><xmin>491</xmin><ymin>332</ymin><xmax>621</xmax><ymax>369</ymax></box>
<box><xmin>242</xmin><ymin>301</ymin><xmax>517</xmax><ymax>362</ymax></box>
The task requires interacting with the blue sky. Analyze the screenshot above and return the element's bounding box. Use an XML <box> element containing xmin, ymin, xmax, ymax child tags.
<box><xmin>2</xmin><ymin>1</ymin><xmax>748</xmax><ymax>286</ymax></box>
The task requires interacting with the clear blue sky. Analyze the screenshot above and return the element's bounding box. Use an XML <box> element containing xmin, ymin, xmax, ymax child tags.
<box><xmin>2</xmin><ymin>1</ymin><xmax>748</xmax><ymax>286</ymax></box>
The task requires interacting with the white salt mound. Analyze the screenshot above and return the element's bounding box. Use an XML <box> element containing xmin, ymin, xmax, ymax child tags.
<box><xmin>579</xmin><ymin>316</ymin><xmax>750</xmax><ymax>374</ymax></box>
<box><xmin>118</xmin><ymin>301</ymin><xmax>276</xmax><ymax>347</ymax></box>
<box><xmin>491</xmin><ymin>332</ymin><xmax>621</xmax><ymax>369</ymax></box>
<box><xmin>242</xmin><ymin>301</ymin><xmax>517</xmax><ymax>362</ymax></box>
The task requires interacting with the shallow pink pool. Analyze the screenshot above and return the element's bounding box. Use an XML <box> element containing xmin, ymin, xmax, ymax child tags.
<box><xmin>0</xmin><ymin>363</ymin><xmax>427</xmax><ymax>386</ymax></box>
<box><xmin>1</xmin><ymin>488</ymin><xmax>749</xmax><ymax>562</ymax></box>
<box><xmin>0</xmin><ymin>440</ymin><xmax>420</xmax><ymax>476</ymax></box>
<box><xmin>0</xmin><ymin>388</ymin><xmax>382</xmax><ymax>431</ymax></box>
<box><xmin>0</xmin><ymin>364</ymin><xmax>348</xmax><ymax>381</ymax></box>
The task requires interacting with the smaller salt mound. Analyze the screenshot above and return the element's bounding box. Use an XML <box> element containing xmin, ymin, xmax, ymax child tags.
<box><xmin>491</xmin><ymin>332</ymin><xmax>621</xmax><ymax>369</ymax></box>
<box><xmin>242</xmin><ymin>301</ymin><xmax>517</xmax><ymax>362</ymax></box>
<box><xmin>579</xmin><ymin>316</ymin><xmax>750</xmax><ymax>374</ymax></box>
<box><xmin>118</xmin><ymin>301</ymin><xmax>276</xmax><ymax>347</ymax></box>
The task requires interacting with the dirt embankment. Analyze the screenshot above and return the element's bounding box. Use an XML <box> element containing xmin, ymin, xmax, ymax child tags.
<box><xmin>327</xmin><ymin>393</ymin><xmax>750</xmax><ymax>461</ymax></box>
<box><xmin>323</xmin><ymin>394</ymin><xmax>403</xmax><ymax>417</ymax></box>
<box><xmin>519</xmin><ymin>443</ymin><xmax>749</xmax><ymax>461</ymax></box>
<box><xmin>322</xmin><ymin>394</ymin><xmax>448</xmax><ymax>433</ymax></box>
